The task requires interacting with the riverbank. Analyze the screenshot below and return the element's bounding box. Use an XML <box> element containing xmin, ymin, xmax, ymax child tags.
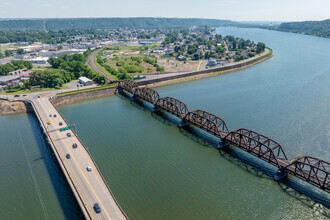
<box><xmin>0</xmin><ymin>48</ymin><xmax>272</xmax><ymax>114</ymax></box>
<box><xmin>0</xmin><ymin>98</ymin><xmax>32</xmax><ymax>115</ymax></box>
<box><xmin>52</xmin><ymin>48</ymin><xmax>272</xmax><ymax>107</ymax></box>
<box><xmin>146</xmin><ymin>48</ymin><xmax>273</xmax><ymax>88</ymax></box>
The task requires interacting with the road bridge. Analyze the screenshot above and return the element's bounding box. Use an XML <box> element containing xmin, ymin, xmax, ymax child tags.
<box><xmin>118</xmin><ymin>80</ymin><xmax>329</xmax><ymax>193</ymax></box>
<box><xmin>25</xmin><ymin>96</ymin><xmax>127</xmax><ymax>220</ymax></box>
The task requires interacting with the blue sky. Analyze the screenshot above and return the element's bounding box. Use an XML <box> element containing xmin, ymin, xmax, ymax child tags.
<box><xmin>1</xmin><ymin>0</ymin><xmax>329</xmax><ymax>21</ymax></box>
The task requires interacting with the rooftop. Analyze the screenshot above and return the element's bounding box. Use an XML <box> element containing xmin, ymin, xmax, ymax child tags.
<box><xmin>0</xmin><ymin>75</ymin><xmax>21</xmax><ymax>82</ymax></box>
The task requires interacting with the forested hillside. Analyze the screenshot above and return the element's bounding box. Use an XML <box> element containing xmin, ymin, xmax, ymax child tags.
<box><xmin>0</xmin><ymin>17</ymin><xmax>238</xmax><ymax>31</ymax></box>
<box><xmin>276</xmin><ymin>19</ymin><xmax>330</xmax><ymax>38</ymax></box>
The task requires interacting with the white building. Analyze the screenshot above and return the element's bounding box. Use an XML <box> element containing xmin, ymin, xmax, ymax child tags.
<box><xmin>79</xmin><ymin>77</ymin><xmax>93</xmax><ymax>86</ymax></box>
<box><xmin>30</xmin><ymin>57</ymin><xmax>49</xmax><ymax>64</ymax></box>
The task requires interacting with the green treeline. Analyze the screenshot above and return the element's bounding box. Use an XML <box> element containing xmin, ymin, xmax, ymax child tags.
<box><xmin>276</xmin><ymin>19</ymin><xmax>330</xmax><ymax>38</ymax></box>
<box><xmin>0</xmin><ymin>18</ymin><xmax>239</xmax><ymax>31</ymax></box>
<box><xmin>0</xmin><ymin>29</ymin><xmax>108</xmax><ymax>44</ymax></box>
<box><xmin>0</xmin><ymin>60</ymin><xmax>32</xmax><ymax>76</ymax></box>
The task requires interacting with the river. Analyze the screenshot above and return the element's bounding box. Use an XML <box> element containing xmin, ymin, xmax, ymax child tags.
<box><xmin>0</xmin><ymin>27</ymin><xmax>329</xmax><ymax>219</ymax></box>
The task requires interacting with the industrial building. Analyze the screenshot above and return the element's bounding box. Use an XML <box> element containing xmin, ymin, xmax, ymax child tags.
<box><xmin>0</xmin><ymin>75</ymin><xmax>21</xmax><ymax>86</ymax></box>
<box><xmin>79</xmin><ymin>77</ymin><xmax>93</xmax><ymax>86</ymax></box>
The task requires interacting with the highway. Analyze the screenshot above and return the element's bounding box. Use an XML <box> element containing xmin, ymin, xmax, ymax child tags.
<box><xmin>28</xmin><ymin>96</ymin><xmax>127</xmax><ymax>220</ymax></box>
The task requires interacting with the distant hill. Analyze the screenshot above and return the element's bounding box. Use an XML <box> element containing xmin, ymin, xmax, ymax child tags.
<box><xmin>276</xmin><ymin>19</ymin><xmax>330</xmax><ymax>38</ymax></box>
<box><xmin>0</xmin><ymin>17</ymin><xmax>239</xmax><ymax>31</ymax></box>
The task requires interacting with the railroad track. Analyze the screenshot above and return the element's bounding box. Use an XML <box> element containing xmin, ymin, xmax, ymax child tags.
<box><xmin>87</xmin><ymin>49</ymin><xmax>114</xmax><ymax>82</ymax></box>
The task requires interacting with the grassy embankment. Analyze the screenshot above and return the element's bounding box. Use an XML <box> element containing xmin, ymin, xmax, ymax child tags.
<box><xmin>1</xmin><ymin>86</ymin><xmax>67</xmax><ymax>95</ymax></box>
<box><xmin>57</xmin><ymin>84</ymin><xmax>116</xmax><ymax>96</ymax></box>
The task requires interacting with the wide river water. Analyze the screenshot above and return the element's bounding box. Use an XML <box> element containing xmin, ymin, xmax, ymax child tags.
<box><xmin>0</xmin><ymin>27</ymin><xmax>330</xmax><ymax>219</ymax></box>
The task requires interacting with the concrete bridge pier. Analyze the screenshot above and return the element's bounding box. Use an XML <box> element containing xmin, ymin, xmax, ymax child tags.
<box><xmin>178</xmin><ymin>119</ymin><xmax>190</xmax><ymax>128</ymax></box>
<box><xmin>131</xmin><ymin>94</ymin><xmax>139</xmax><ymax>101</ymax></box>
<box><xmin>116</xmin><ymin>87</ymin><xmax>123</xmax><ymax>94</ymax></box>
<box><xmin>273</xmin><ymin>169</ymin><xmax>288</xmax><ymax>181</ymax></box>
<box><xmin>216</xmin><ymin>141</ymin><xmax>230</xmax><ymax>149</ymax></box>
<box><xmin>152</xmin><ymin>105</ymin><xmax>161</xmax><ymax>112</ymax></box>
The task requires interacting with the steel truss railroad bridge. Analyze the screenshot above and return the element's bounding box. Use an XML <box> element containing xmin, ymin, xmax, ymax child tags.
<box><xmin>117</xmin><ymin>80</ymin><xmax>329</xmax><ymax>193</ymax></box>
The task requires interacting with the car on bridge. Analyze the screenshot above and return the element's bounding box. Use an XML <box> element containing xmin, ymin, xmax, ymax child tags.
<box><xmin>59</xmin><ymin>122</ymin><xmax>63</xmax><ymax>126</ymax></box>
<box><xmin>47</xmin><ymin>121</ymin><xmax>51</xmax><ymax>125</ymax></box>
<box><xmin>93</xmin><ymin>203</ymin><xmax>101</xmax><ymax>213</ymax></box>
<box><xmin>66</xmin><ymin>154</ymin><xmax>71</xmax><ymax>159</ymax></box>
<box><xmin>72</xmin><ymin>143</ymin><xmax>78</xmax><ymax>148</ymax></box>
<box><xmin>86</xmin><ymin>166</ymin><xmax>92</xmax><ymax>172</ymax></box>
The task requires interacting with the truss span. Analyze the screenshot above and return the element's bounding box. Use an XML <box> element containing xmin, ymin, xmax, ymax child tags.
<box><xmin>118</xmin><ymin>80</ymin><xmax>139</xmax><ymax>94</ymax></box>
<box><xmin>155</xmin><ymin>97</ymin><xmax>189</xmax><ymax>118</ymax></box>
<box><xmin>283</xmin><ymin>156</ymin><xmax>330</xmax><ymax>192</ymax></box>
<box><xmin>133</xmin><ymin>87</ymin><xmax>160</xmax><ymax>105</ymax></box>
<box><xmin>224</xmin><ymin>128</ymin><xmax>288</xmax><ymax>168</ymax></box>
<box><xmin>184</xmin><ymin>110</ymin><xmax>229</xmax><ymax>140</ymax></box>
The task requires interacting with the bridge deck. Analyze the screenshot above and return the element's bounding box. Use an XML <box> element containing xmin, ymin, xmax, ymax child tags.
<box><xmin>30</xmin><ymin>97</ymin><xmax>126</xmax><ymax>220</ymax></box>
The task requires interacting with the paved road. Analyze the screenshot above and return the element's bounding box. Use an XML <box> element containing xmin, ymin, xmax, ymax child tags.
<box><xmin>28</xmin><ymin>96</ymin><xmax>126</xmax><ymax>219</ymax></box>
<box><xmin>87</xmin><ymin>49</ymin><xmax>114</xmax><ymax>82</ymax></box>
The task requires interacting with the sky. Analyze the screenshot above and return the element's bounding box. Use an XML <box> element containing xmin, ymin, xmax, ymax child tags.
<box><xmin>0</xmin><ymin>0</ymin><xmax>329</xmax><ymax>21</ymax></box>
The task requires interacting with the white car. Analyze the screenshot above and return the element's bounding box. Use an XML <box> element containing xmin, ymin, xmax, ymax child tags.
<box><xmin>86</xmin><ymin>166</ymin><xmax>92</xmax><ymax>172</ymax></box>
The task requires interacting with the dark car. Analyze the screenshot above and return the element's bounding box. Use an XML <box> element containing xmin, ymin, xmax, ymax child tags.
<box><xmin>37</xmin><ymin>95</ymin><xmax>40</xmax><ymax>98</ymax></box>
<box><xmin>59</xmin><ymin>122</ymin><xmax>63</xmax><ymax>126</ymax></box>
<box><xmin>14</xmin><ymin>95</ymin><xmax>20</xmax><ymax>97</ymax></box>
<box><xmin>93</xmin><ymin>203</ymin><xmax>101</xmax><ymax>213</ymax></box>
<box><xmin>72</xmin><ymin>143</ymin><xmax>78</xmax><ymax>148</ymax></box>
<box><xmin>23</xmin><ymin>94</ymin><xmax>27</xmax><ymax>97</ymax></box>
<box><xmin>66</xmin><ymin>154</ymin><xmax>71</xmax><ymax>159</ymax></box>
<box><xmin>67</xmin><ymin>132</ymin><xmax>71</xmax><ymax>137</ymax></box>
<box><xmin>53</xmin><ymin>114</ymin><xmax>57</xmax><ymax>117</ymax></box>
<box><xmin>49</xmin><ymin>114</ymin><xmax>52</xmax><ymax>117</ymax></box>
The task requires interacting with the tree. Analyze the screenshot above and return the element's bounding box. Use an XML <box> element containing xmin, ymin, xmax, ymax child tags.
<box><xmin>57</xmin><ymin>45</ymin><xmax>63</xmax><ymax>50</ymax></box>
<box><xmin>256</xmin><ymin>42</ymin><xmax>266</xmax><ymax>53</ymax></box>
<box><xmin>17</xmin><ymin>48</ymin><xmax>25</xmax><ymax>54</ymax></box>
<box><xmin>5</xmin><ymin>50</ymin><xmax>13</xmax><ymax>57</ymax></box>
<box><xmin>204</xmin><ymin>51</ymin><xmax>211</xmax><ymax>59</ymax></box>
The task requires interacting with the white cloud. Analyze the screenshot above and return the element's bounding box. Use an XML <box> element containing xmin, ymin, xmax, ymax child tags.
<box><xmin>226</xmin><ymin>0</ymin><xmax>239</xmax><ymax>5</ymax></box>
<box><xmin>61</xmin><ymin>6</ymin><xmax>70</xmax><ymax>10</ymax></box>
<box><xmin>3</xmin><ymin>2</ymin><xmax>14</xmax><ymax>7</ymax></box>
<box><xmin>42</xmin><ymin>4</ymin><xmax>53</xmax><ymax>8</ymax></box>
